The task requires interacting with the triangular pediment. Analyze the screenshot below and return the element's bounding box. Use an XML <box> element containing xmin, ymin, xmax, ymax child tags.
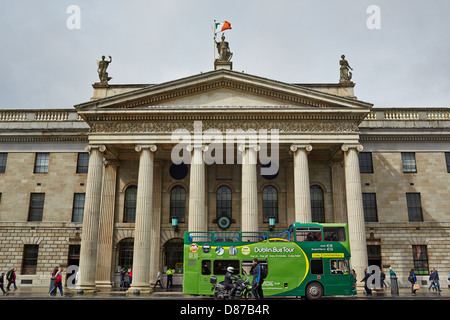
<box><xmin>75</xmin><ymin>69</ymin><xmax>372</xmax><ymax>111</ymax></box>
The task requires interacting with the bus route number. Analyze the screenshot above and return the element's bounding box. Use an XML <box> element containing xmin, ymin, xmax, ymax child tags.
<box><xmin>224</xmin><ymin>304</ymin><xmax>269</xmax><ymax>315</ymax></box>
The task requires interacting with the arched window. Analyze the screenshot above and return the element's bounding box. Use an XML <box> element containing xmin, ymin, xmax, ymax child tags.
<box><xmin>116</xmin><ymin>238</ymin><xmax>134</xmax><ymax>271</ymax></box>
<box><xmin>310</xmin><ymin>185</ymin><xmax>325</xmax><ymax>223</ymax></box>
<box><xmin>124</xmin><ymin>185</ymin><xmax>137</xmax><ymax>223</ymax></box>
<box><xmin>216</xmin><ymin>185</ymin><xmax>232</xmax><ymax>219</ymax></box>
<box><xmin>262</xmin><ymin>185</ymin><xmax>278</xmax><ymax>222</ymax></box>
<box><xmin>170</xmin><ymin>185</ymin><xmax>186</xmax><ymax>223</ymax></box>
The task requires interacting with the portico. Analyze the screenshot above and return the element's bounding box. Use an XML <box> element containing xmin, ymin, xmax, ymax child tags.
<box><xmin>74</xmin><ymin>68</ymin><xmax>372</xmax><ymax>292</ymax></box>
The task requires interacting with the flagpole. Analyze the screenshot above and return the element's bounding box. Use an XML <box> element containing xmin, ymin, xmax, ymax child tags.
<box><xmin>213</xmin><ymin>20</ymin><xmax>216</xmax><ymax>61</ymax></box>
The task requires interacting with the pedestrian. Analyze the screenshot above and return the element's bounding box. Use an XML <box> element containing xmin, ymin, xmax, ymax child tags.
<box><xmin>166</xmin><ymin>267</ymin><xmax>174</xmax><ymax>289</ymax></box>
<box><xmin>153</xmin><ymin>269</ymin><xmax>163</xmax><ymax>290</ymax></box>
<box><xmin>49</xmin><ymin>267</ymin><xmax>64</xmax><ymax>296</ymax></box>
<box><xmin>0</xmin><ymin>273</ymin><xmax>6</xmax><ymax>295</ymax></box>
<box><xmin>119</xmin><ymin>267</ymin><xmax>126</xmax><ymax>289</ymax></box>
<box><xmin>361</xmin><ymin>268</ymin><xmax>372</xmax><ymax>296</ymax></box>
<box><xmin>6</xmin><ymin>267</ymin><xmax>17</xmax><ymax>291</ymax></box>
<box><xmin>380</xmin><ymin>270</ymin><xmax>388</xmax><ymax>289</ymax></box>
<box><xmin>251</xmin><ymin>258</ymin><xmax>264</xmax><ymax>300</ymax></box>
<box><xmin>128</xmin><ymin>268</ymin><xmax>132</xmax><ymax>285</ymax></box>
<box><xmin>389</xmin><ymin>266</ymin><xmax>396</xmax><ymax>278</ymax></box>
<box><xmin>49</xmin><ymin>266</ymin><xmax>59</xmax><ymax>296</ymax></box>
<box><xmin>429</xmin><ymin>268</ymin><xmax>441</xmax><ymax>292</ymax></box>
<box><xmin>408</xmin><ymin>269</ymin><xmax>418</xmax><ymax>295</ymax></box>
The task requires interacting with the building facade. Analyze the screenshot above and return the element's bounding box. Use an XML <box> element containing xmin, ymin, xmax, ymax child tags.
<box><xmin>1</xmin><ymin>65</ymin><xmax>449</xmax><ymax>291</ymax></box>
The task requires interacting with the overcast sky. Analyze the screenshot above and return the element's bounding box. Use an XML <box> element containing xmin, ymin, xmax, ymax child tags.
<box><xmin>0</xmin><ymin>0</ymin><xmax>449</xmax><ymax>109</ymax></box>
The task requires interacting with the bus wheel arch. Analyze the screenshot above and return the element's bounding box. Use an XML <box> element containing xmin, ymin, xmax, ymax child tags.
<box><xmin>305</xmin><ymin>281</ymin><xmax>324</xmax><ymax>300</ymax></box>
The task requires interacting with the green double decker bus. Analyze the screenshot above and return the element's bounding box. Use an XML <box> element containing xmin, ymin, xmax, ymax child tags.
<box><xmin>183</xmin><ymin>222</ymin><xmax>356</xmax><ymax>299</ymax></box>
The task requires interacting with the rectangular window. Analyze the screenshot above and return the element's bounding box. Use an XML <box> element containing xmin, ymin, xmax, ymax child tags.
<box><xmin>412</xmin><ymin>245</ymin><xmax>429</xmax><ymax>275</ymax></box>
<box><xmin>296</xmin><ymin>227</ymin><xmax>322</xmax><ymax>242</ymax></box>
<box><xmin>201</xmin><ymin>260</ymin><xmax>211</xmax><ymax>275</ymax></box>
<box><xmin>0</xmin><ymin>153</ymin><xmax>7</xmax><ymax>173</ymax></box>
<box><xmin>445</xmin><ymin>152</ymin><xmax>450</xmax><ymax>173</ymax></box>
<box><xmin>34</xmin><ymin>153</ymin><xmax>50</xmax><ymax>173</ymax></box>
<box><xmin>76</xmin><ymin>152</ymin><xmax>89</xmax><ymax>174</ymax></box>
<box><xmin>401</xmin><ymin>152</ymin><xmax>417</xmax><ymax>173</ymax></box>
<box><xmin>28</xmin><ymin>193</ymin><xmax>45</xmax><ymax>221</ymax></box>
<box><xmin>362</xmin><ymin>193</ymin><xmax>378</xmax><ymax>222</ymax></box>
<box><xmin>72</xmin><ymin>193</ymin><xmax>85</xmax><ymax>222</ymax></box>
<box><xmin>213</xmin><ymin>259</ymin><xmax>240</xmax><ymax>276</ymax></box>
<box><xmin>330</xmin><ymin>259</ymin><xmax>350</xmax><ymax>275</ymax></box>
<box><xmin>359</xmin><ymin>152</ymin><xmax>374</xmax><ymax>173</ymax></box>
<box><xmin>242</xmin><ymin>259</ymin><xmax>268</xmax><ymax>276</ymax></box>
<box><xmin>406</xmin><ymin>193</ymin><xmax>423</xmax><ymax>222</ymax></box>
<box><xmin>310</xmin><ymin>259</ymin><xmax>323</xmax><ymax>275</ymax></box>
<box><xmin>22</xmin><ymin>245</ymin><xmax>39</xmax><ymax>275</ymax></box>
<box><xmin>323</xmin><ymin>227</ymin><xmax>346</xmax><ymax>242</ymax></box>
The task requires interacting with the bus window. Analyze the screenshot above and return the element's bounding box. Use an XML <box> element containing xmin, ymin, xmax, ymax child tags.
<box><xmin>323</xmin><ymin>227</ymin><xmax>346</xmax><ymax>242</ymax></box>
<box><xmin>242</xmin><ymin>259</ymin><xmax>268</xmax><ymax>276</ymax></box>
<box><xmin>241</xmin><ymin>232</ymin><xmax>267</xmax><ymax>243</ymax></box>
<box><xmin>296</xmin><ymin>227</ymin><xmax>321</xmax><ymax>242</ymax></box>
<box><xmin>201</xmin><ymin>260</ymin><xmax>211</xmax><ymax>275</ymax></box>
<box><xmin>330</xmin><ymin>259</ymin><xmax>349</xmax><ymax>275</ymax></box>
<box><xmin>213</xmin><ymin>233</ymin><xmax>240</xmax><ymax>242</ymax></box>
<box><xmin>310</xmin><ymin>259</ymin><xmax>323</xmax><ymax>275</ymax></box>
<box><xmin>213</xmin><ymin>259</ymin><xmax>240</xmax><ymax>275</ymax></box>
<box><xmin>189</xmin><ymin>232</ymin><xmax>212</xmax><ymax>243</ymax></box>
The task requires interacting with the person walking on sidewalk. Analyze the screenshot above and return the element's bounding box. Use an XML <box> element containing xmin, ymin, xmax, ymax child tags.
<box><xmin>361</xmin><ymin>268</ymin><xmax>372</xmax><ymax>296</ymax></box>
<box><xmin>153</xmin><ymin>269</ymin><xmax>163</xmax><ymax>290</ymax></box>
<box><xmin>0</xmin><ymin>273</ymin><xmax>6</xmax><ymax>295</ymax></box>
<box><xmin>166</xmin><ymin>267</ymin><xmax>174</xmax><ymax>289</ymax></box>
<box><xmin>6</xmin><ymin>267</ymin><xmax>17</xmax><ymax>291</ymax></box>
<box><xmin>429</xmin><ymin>268</ymin><xmax>441</xmax><ymax>292</ymax></box>
<box><xmin>409</xmin><ymin>269</ymin><xmax>418</xmax><ymax>295</ymax></box>
<box><xmin>49</xmin><ymin>266</ymin><xmax>59</xmax><ymax>296</ymax></box>
<box><xmin>49</xmin><ymin>267</ymin><xmax>64</xmax><ymax>296</ymax></box>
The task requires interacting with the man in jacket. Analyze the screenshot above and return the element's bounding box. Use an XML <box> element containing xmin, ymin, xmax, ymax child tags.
<box><xmin>224</xmin><ymin>266</ymin><xmax>237</xmax><ymax>297</ymax></box>
<box><xmin>251</xmin><ymin>258</ymin><xmax>264</xmax><ymax>300</ymax></box>
<box><xmin>6</xmin><ymin>267</ymin><xmax>16</xmax><ymax>291</ymax></box>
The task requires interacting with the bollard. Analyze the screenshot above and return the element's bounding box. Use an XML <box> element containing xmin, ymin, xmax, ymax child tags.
<box><xmin>390</xmin><ymin>276</ymin><xmax>399</xmax><ymax>295</ymax></box>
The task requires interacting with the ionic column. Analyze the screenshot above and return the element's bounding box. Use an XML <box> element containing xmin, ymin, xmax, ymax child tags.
<box><xmin>95</xmin><ymin>159</ymin><xmax>119</xmax><ymax>288</ymax></box>
<box><xmin>77</xmin><ymin>145</ymin><xmax>105</xmax><ymax>291</ymax></box>
<box><xmin>290</xmin><ymin>144</ymin><xmax>313</xmax><ymax>223</ymax></box>
<box><xmin>129</xmin><ymin>144</ymin><xmax>157</xmax><ymax>293</ymax></box>
<box><xmin>342</xmin><ymin>144</ymin><xmax>368</xmax><ymax>285</ymax></box>
<box><xmin>240</xmin><ymin>145</ymin><xmax>259</xmax><ymax>232</ymax></box>
<box><xmin>187</xmin><ymin>145</ymin><xmax>207</xmax><ymax>232</ymax></box>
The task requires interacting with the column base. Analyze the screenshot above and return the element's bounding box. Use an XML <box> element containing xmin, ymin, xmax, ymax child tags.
<box><xmin>126</xmin><ymin>286</ymin><xmax>153</xmax><ymax>295</ymax></box>
<box><xmin>73</xmin><ymin>285</ymin><xmax>99</xmax><ymax>295</ymax></box>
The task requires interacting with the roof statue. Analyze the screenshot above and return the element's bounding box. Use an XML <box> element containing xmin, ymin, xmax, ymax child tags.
<box><xmin>339</xmin><ymin>54</ymin><xmax>353</xmax><ymax>83</ymax></box>
<box><xmin>214</xmin><ymin>34</ymin><xmax>233</xmax><ymax>62</ymax></box>
<box><xmin>97</xmin><ymin>55</ymin><xmax>112</xmax><ymax>85</ymax></box>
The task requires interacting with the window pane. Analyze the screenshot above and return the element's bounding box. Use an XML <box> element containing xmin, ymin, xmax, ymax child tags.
<box><xmin>170</xmin><ymin>185</ymin><xmax>186</xmax><ymax>223</ymax></box>
<box><xmin>123</xmin><ymin>186</ymin><xmax>137</xmax><ymax>223</ymax></box>
<box><xmin>34</xmin><ymin>153</ymin><xmax>49</xmax><ymax>173</ymax></box>
<box><xmin>22</xmin><ymin>245</ymin><xmax>39</xmax><ymax>275</ymax></box>
<box><xmin>117</xmin><ymin>238</ymin><xmax>134</xmax><ymax>270</ymax></box>
<box><xmin>28</xmin><ymin>193</ymin><xmax>45</xmax><ymax>221</ymax></box>
<box><xmin>213</xmin><ymin>259</ymin><xmax>240</xmax><ymax>275</ymax></box>
<box><xmin>362</xmin><ymin>193</ymin><xmax>378</xmax><ymax>222</ymax></box>
<box><xmin>310</xmin><ymin>185</ymin><xmax>325</xmax><ymax>223</ymax></box>
<box><xmin>262</xmin><ymin>185</ymin><xmax>278</xmax><ymax>222</ymax></box>
<box><xmin>216</xmin><ymin>186</ymin><xmax>232</xmax><ymax>219</ymax></box>
<box><xmin>76</xmin><ymin>152</ymin><xmax>89</xmax><ymax>174</ymax></box>
<box><xmin>359</xmin><ymin>152</ymin><xmax>373</xmax><ymax>173</ymax></box>
<box><xmin>406</xmin><ymin>193</ymin><xmax>423</xmax><ymax>222</ymax></box>
<box><xmin>72</xmin><ymin>193</ymin><xmax>85</xmax><ymax>222</ymax></box>
<box><xmin>201</xmin><ymin>260</ymin><xmax>211</xmax><ymax>275</ymax></box>
<box><xmin>330</xmin><ymin>259</ymin><xmax>350</xmax><ymax>275</ymax></box>
<box><xmin>412</xmin><ymin>245</ymin><xmax>429</xmax><ymax>275</ymax></box>
<box><xmin>445</xmin><ymin>152</ymin><xmax>450</xmax><ymax>173</ymax></box>
<box><xmin>311</xmin><ymin>260</ymin><xmax>324</xmax><ymax>275</ymax></box>
<box><xmin>402</xmin><ymin>152</ymin><xmax>417</xmax><ymax>173</ymax></box>
<box><xmin>0</xmin><ymin>153</ymin><xmax>7</xmax><ymax>173</ymax></box>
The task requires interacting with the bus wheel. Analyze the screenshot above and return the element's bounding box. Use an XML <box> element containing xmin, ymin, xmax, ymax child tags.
<box><xmin>305</xmin><ymin>282</ymin><xmax>323</xmax><ymax>300</ymax></box>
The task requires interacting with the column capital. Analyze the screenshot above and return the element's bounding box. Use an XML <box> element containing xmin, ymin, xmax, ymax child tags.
<box><xmin>135</xmin><ymin>144</ymin><xmax>157</xmax><ymax>153</ymax></box>
<box><xmin>103</xmin><ymin>159</ymin><xmax>120</xmax><ymax>168</ymax></box>
<box><xmin>341</xmin><ymin>144</ymin><xmax>363</xmax><ymax>153</ymax></box>
<box><xmin>186</xmin><ymin>144</ymin><xmax>209</xmax><ymax>152</ymax></box>
<box><xmin>290</xmin><ymin>144</ymin><xmax>312</xmax><ymax>153</ymax></box>
<box><xmin>237</xmin><ymin>144</ymin><xmax>260</xmax><ymax>152</ymax></box>
<box><xmin>85</xmin><ymin>144</ymin><xmax>107</xmax><ymax>154</ymax></box>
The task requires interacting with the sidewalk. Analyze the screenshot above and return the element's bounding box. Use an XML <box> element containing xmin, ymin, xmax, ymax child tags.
<box><xmin>0</xmin><ymin>286</ymin><xmax>449</xmax><ymax>299</ymax></box>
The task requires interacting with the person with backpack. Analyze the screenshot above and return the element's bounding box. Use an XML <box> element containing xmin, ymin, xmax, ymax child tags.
<box><xmin>6</xmin><ymin>267</ymin><xmax>17</xmax><ymax>291</ymax></box>
<box><xmin>251</xmin><ymin>258</ymin><xmax>265</xmax><ymax>300</ymax></box>
<box><xmin>0</xmin><ymin>273</ymin><xmax>6</xmax><ymax>295</ymax></box>
<box><xmin>408</xmin><ymin>269</ymin><xmax>418</xmax><ymax>295</ymax></box>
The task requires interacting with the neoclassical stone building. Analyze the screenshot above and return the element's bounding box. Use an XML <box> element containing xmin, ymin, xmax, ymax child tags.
<box><xmin>1</xmin><ymin>60</ymin><xmax>449</xmax><ymax>291</ymax></box>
